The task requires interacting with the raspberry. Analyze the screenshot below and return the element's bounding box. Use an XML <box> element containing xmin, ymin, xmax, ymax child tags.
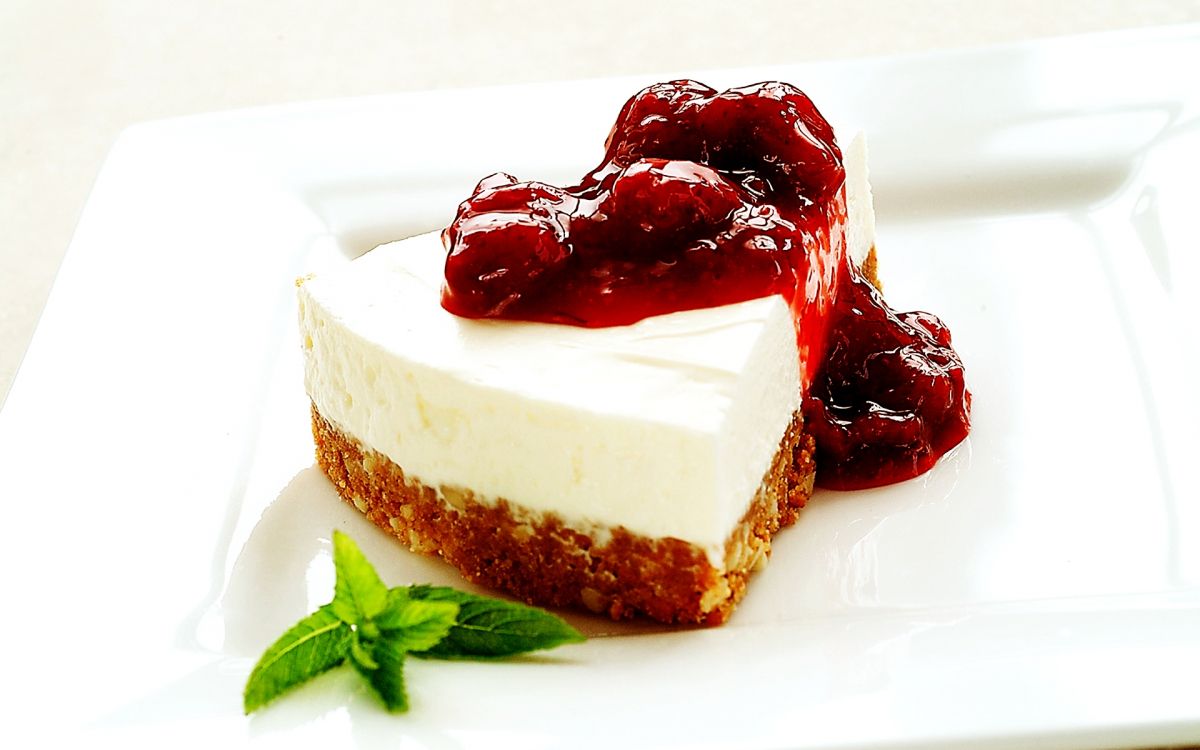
<box><xmin>805</xmin><ymin>274</ymin><xmax>970</xmax><ymax>490</ymax></box>
<box><xmin>604</xmin><ymin>159</ymin><xmax>743</xmax><ymax>248</ymax></box>
<box><xmin>603</xmin><ymin>80</ymin><xmax>713</xmax><ymax>165</ymax></box>
<box><xmin>442</xmin><ymin>212</ymin><xmax>570</xmax><ymax>317</ymax></box>
<box><xmin>698</xmin><ymin>82</ymin><xmax>842</xmax><ymax>204</ymax></box>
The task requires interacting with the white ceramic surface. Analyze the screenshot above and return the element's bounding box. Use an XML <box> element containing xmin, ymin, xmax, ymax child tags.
<box><xmin>2</xmin><ymin>27</ymin><xmax>1199</xmax><ymax>749</ymax></box>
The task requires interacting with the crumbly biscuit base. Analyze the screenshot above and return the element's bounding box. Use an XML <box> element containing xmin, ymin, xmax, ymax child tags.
<box><xmin>862</xmin><ymin>246</ymin><xmax>880</xmax><ymax>291</ymax></box>
<box><xmin>312</xmin><ymin>405</ymin><xmax>815</xmax><ymax>625</ymax></box>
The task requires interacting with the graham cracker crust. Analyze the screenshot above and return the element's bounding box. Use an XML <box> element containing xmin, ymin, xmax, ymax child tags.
<box><xmin>312</xmin><ymin>405</ymin><xmax>815</xmax><ymax>625</ymax></box>
<box><xmin>862</xmin><ymin>246</ymin><xmax>880</xmax><ymax>291</ymax></box>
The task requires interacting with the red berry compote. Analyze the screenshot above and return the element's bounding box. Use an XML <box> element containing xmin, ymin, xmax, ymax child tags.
<box><xmin>440</xmin><ymin>80</ymin><xmax>970</xmax><ymax>489</ymax></box>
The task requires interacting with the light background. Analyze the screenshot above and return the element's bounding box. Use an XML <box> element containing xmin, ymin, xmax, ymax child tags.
<box><xmin>4</xmin><ymin>0</ymin><xmax>1200</xmax><ymax>403</ymax></box>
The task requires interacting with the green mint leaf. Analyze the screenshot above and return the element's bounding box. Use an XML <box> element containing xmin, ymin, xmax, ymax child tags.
<box><xmin>374</xmin><ymin>589</ymin><xmax>460</xmax><ymax>652</ymax></box>
<box><xmin>243</xmin><ymin>531</ymin><xmax>585</xmax><ymax>717</ymax></box>
<box><xmin>350</xmin><ymin>632</ymin><xmax>379</xmax><ymax>671</ymax></box>
<box><xmin>405</xmin><ymin>585</ymin><xmax>585</xmax><ymax>659</ymax></box>
<box><xmin>243</xmin><ymin>604</ymin><xmax>353</xmax><ymax>714</ymax></box>
<box><xmin>350</xmin><ymin>635</ymin><xmax>409</xmax><ymax>712</ymax></box>
<box><xmin>330</xmin><ymin>530</ymin><xmax>388</xmax><ymax>624</ymax></box>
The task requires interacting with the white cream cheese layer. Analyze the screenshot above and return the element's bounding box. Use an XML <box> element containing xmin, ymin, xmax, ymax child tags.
<box><xmin>300</xmin><ymin>240</ymin><xmax>799</xmax><ymax>564</ymax></box>
<box><xmin>298</xmin><ymin>132</ymin><xmax>874</xmax><ymax>565</ymax></box>
<box><xmin>843</xmin><ymin>133</ymin><xmax>876</xmax><ymax>268</ymax></box>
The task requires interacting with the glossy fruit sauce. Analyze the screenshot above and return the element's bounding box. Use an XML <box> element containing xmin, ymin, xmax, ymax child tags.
<box><xmin>440</xmin><ymin>80</ymin><xmax>970</xmax><ymax>489</ymax></box>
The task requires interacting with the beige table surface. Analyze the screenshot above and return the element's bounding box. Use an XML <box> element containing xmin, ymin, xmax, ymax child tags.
<box><xmin>3</xmin><ymin>0</ymin><xmax>1200</xmax><ymax>407</ymax></box>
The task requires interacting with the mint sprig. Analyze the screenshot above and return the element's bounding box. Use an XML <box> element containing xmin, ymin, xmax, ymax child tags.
<box><xmin>242</xmin><ymin>530</ymin><xmax>584</xmax><ymax>714</ymax></box>
<box><xmin>242</xmin><ymin>604</ymin><xmax>352</xmax><ymax>714</ymax></box>
<box><xmin>331</xmin><ymin>528</ymin><xmax>389</xmax><ymax>623</ymax></box>
<box><xmin>407</xmin><ymin>585</ymin><xmax>586</xmax><ymax>659</ymax></box>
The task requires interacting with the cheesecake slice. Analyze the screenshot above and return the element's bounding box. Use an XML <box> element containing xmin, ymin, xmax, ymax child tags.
<box><xmin>298</xmin><ymin>125</ymin><xmax>877</xmax><ymax>625</ymax></box>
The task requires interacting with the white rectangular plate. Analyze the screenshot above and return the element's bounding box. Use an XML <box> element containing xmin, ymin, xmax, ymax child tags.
<box><xmin>3</xmin><ymin>25</ymin><xmax>1200</xmax><ymax>750</ymax></box>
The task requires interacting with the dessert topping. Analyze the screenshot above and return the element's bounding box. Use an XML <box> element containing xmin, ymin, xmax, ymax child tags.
<box><xmin>441</xmin><ymin>80</ymin><xmax>970</xmax><ymax>489</ymax></box>
<box><xmin>805</xmin><ymin>273</ymin><xmax>971</xmax><ymax>489</ymax></box>
<box><xmin>441</xmin><ymin>80</ymin><xmax>841</xmax><ymax>325</ymax></box>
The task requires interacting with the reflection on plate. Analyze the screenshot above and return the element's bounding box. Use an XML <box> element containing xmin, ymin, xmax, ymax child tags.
<box><xmin>2</xmin><ymin>25</ymin><xmax>1200</xmax><ymax>750</ymax></box>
